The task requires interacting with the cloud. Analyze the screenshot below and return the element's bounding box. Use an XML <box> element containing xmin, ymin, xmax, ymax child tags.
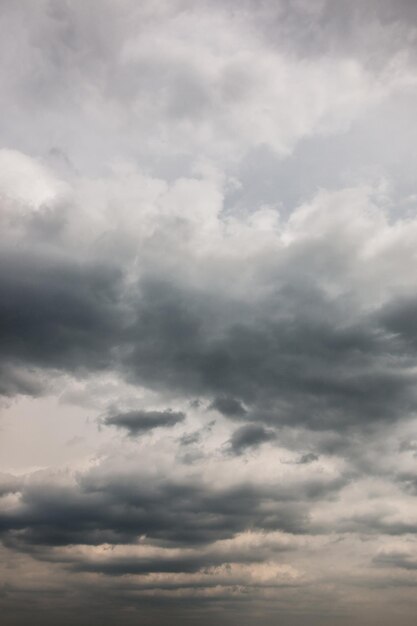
<box><xmin>228</xmin><ymin>424</ymin><xmax>276</xmax><ymax>455</ymax></box>
<box><xmin>0</xmin><ymin>249</ymin><xmax>123</xmax><ymax>382</ymax></box>
<box><xmin>374</xmin><ymin>550</ymin><xmax>417</xmax><ymax>571</ymax></box>
<box><xmin>0</xmin><ymin>470</ymin><xmax>311</xmax><ymax>552</ymax></box>
<box><xmin>104</xmin><ymin>409</ymin><xmax>185</xmax><ymax>436</ymax></box>
<box><xmin>298</xmin><ymin>453</ymin><xmax>319</xmax><ymax>465</ymax></box>
<box><xmin>210</xmin><ymin>396</ymin><xmax>247</xmax><ymax>418</ymax></box>
<box><xmin>2</xmin><ymin>174</ymin><xmax>417</xmax><ymax>436</ymax></box>
<box><xmin>0</xmin><ymin>473</ymin><xmax>22</xmax><ymax>497</ymax></box>
<box><xmin>1</xmin><ymin>2</ymin><xmax>417</xmax><ymax>624</ymax></box>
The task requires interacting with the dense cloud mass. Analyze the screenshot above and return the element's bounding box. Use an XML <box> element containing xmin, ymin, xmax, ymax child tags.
<box><xmin>1</xmin><ymin>2</ymin><xmax>417</xmax><ymax>625</ymax></box>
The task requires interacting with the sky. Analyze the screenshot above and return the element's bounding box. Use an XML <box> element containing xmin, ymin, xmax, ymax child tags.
<box><xmin>1</xmin><ymin>1</ymin><xmax>417</xmax><ymax>625</ymax></box>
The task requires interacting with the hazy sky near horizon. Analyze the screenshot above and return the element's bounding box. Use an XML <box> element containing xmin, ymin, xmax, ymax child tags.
<box><xmin>2</xmin><ymin>2</ymin><xmax>417</xmax><ymax>625</ymax></box>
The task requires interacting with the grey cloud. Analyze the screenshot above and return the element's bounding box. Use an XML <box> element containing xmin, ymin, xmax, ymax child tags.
<box><xmin>378</xmin><ymin>297</ymin><xmax>417</xmax><ymax>348</ymax></box>
<box><xmin>228</xmin><ymin>424</ymin><xmax>276</xmax><ymax>455</ymax></box>
<box><xmin>124</xmin><ymin>279</ymin><xmax>417</xmax><ymax>432</ymax></box>
<box><xmin>338</xmin><ymin>511</ymin><xmax>417</xmax><ymax>536</ymax></box>
<box><xmin>70</xmin><ymin>539</ymin><xmax>291</xmax><ymax>576</ymax></box>
<box><xmin>250</xmin><ymin>0</ymin><xmax>417</xmax><ymax>67</ymax></box>
<box><xmin>3</xmin><ymin>0</ymin><xmax>413</xmax><ymax>179</ymax></box>
<box><xmin>2</xmin><ymin>249</ymin><xmax>417</xmax><ymax>438</ymax></box>
<box><xmin>0</xmin><ymin>473</ymin><xmax>311</xmax><ymax>553</ymax></box>
<box><xmin>104</xmin><ymin>409</ymin><xmax>185</xmax><ymax>436</ymax></box>
<box><xmin>374</xmin><ymin>551</ymin><xmax>417</xmax><ymax>571</ymax></box>
<box><xmin>394</xmin><ymin>472</ymin><xmax>417</xmax><ymax>496</ymax></box>
<box><xmin>0</xmin><ymin>249</ymin><xmax>124</xmax><ymax>378</ymax></box>
<box><xmin>179</xmin><ymin>431</ymin><xmax>201</xmax><ymax>446</ymax></box>
<box><xmin>210</xmin><ymin>396</ymin><xmax>247</xmax><ymax>418</ymax></box>
<box><xmin>0</xmin><ymin>363</ymin><xmax>46</xmax><ymax>397</ymax></box>
<box><xmin>2</xmin><ymin>2</ymin><xmax>417</xmax><ymax>623</ymax></box>
<box><xmin>0</xmin><ymin>3</ymin><xmax>416</xmax><ymax>439</ymax></box>
<box><xmin>0</xmin><ymin>473</ymin><xmax>22</xmax><ymax>497</ymax></box>
<box><xmin>74</xmin><ymin>553</ymin><xmax>246</xmax><ymax>576</ymax></box>
<box><xmin>298</xmin><ymin>453</ymin><xmax>319</xmax><ymax>465</ymax></box>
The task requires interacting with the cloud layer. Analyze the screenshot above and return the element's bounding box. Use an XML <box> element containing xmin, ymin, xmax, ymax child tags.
<box><xmin>1</xmin><ymin>2</ymin><xmax>417</xmax><ymax>625</ymax></box>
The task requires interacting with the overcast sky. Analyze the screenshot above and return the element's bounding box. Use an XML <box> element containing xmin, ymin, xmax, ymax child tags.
<box><xmin>1</xmin><ymin>2</ymin><xmax>417</xmax><ymax>625</ymax></box>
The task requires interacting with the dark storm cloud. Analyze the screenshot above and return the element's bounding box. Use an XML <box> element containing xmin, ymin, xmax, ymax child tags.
<box><xmin>228</xmin><ymin>424</ymin><xmax>276</xmax><ymax>455</ymax></box>
<box><xmin>73</xmin><ymin>553</ymin><xmax>247</xmax><ymax>576</ymax></box>
<box><xmin>0</xmin><ymin>483</ymin><xmax>306</xmax><ymax>546</ymax></box>
<box><xmin>2</xmin><ymin>247</ymin><xmax>417</xmax><ymax>435</ymax></box>
<box><xmin>0</xmin><ymin>474</ymin><xmax>312</xmax><ymax>553</ymax></box>
<box><xmin>123</xmin><ymin>279</ymin><xmax>417</xmax><ymax>431</ymax></box>
<box><xmin>104</xmin><ymin>409</ymin><xmax>185</xmax><ymax>436</ymax></box>
<box><xmin>0</xmin><ymin>248</ymin><xmax>124</xmax><ymax>380</ymax></box>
